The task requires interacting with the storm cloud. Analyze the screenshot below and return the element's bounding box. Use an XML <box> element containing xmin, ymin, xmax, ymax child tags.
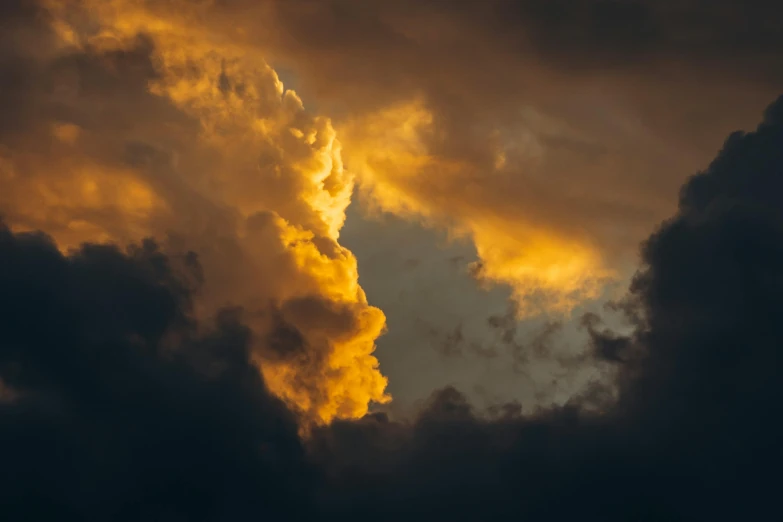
<box><xmin>1</xmin><ymin>2</ymin><xmax>783</xmax><ymax>520</ymax></box>
<box><xmin>1</xmin><ymin>91</ymin><xmax>782</xmax><ymax>522</ymax></box>
<box><xmin>0</xmin><ymin>224</ymin><xmax>313</xmax><ymax>520</ymax></box>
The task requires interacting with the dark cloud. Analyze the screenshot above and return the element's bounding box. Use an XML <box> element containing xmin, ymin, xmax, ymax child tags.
<box><xmin>0</xmin><ymin>224</ymin><xmax>313</xmax><ymax>520</ymax></box>
<box><xmin>494</xmin><ymin>0</ymin><xmax>783</xmax><ymax>76</ymax></box>
<box><xmin>269</xmin><ymin>0</ymin><xmax>783</xmax><ymax>80</ymax></box>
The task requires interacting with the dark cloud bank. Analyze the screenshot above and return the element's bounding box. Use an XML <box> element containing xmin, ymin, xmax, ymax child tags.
<box><xmin>2</xmin><ymin>93</ymin><xmax>783</xmax><ymax>519</ymax></box>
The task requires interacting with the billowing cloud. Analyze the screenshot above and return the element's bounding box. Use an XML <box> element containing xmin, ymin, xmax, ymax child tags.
<box><xmin>2</xmin><ymin>78</ymin><xmax>783</xmax><ymax>521</ymax></box>
<box><xmin>310</xmin><ymin>93</ymin><xmax>783</xmax><ymax>522</ymax></box>
<box><xmin>13</xmin><ymin>1</ymin><xmax>775</xmax><ymax>326</ymax></box>
<box><xmin>0</xmin><ymin>0</ymin><xmax>388</xmax><ymax>423</ymax></box>
<box><xmin>0</xmin><ymin>223</ymin><xmax>316</xmax><ymax>519</ymax></box>
<box><xmin>2</xmin><ymin>3</ymin><xmax>783</xmax><ymax>519</ymax></box>
<box><xmin>254</xmin><ymin>0</ymin><xmax>783</xmax><ymax>314</ymax></box>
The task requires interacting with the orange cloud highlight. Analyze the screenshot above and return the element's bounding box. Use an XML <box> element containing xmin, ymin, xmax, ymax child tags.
<box><xmin>341</xmin><ymin>99</ymin><xmax>616</xmax><ymax>316</ymax></box>
<box><xmin>0</xmin><ymin>0</ymin><xmax>390</xmax><ymax>424</ymax></box>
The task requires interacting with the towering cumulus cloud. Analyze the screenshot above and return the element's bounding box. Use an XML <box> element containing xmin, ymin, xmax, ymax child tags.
<box><xmin>0</xmin><ymin>0</ymin><xmax>388</xmax><ymax>422</ymax></box>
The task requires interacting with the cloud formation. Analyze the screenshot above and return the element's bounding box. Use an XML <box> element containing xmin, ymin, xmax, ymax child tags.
<box><xmin>310</xmin><ymin>92</ymin><xmax>783</xmax><ymax>522</ymax></box>
<box><xmin>2</xmin><ymin>2</ymin><xmax>783</xmax><ymax>519</ymax></box>
<box><xmin>15</xmin><ymin>1</ymin><xmax>774</xmax><ymax>318</ymax></box>
<box><xmin>0</xmin><ymin>0</ymin><xmax>388</xmax><ymax>423</ymax></box>
<box><xmin>3</xmin><ymin>64</ymin><xmax>783</xmax><ymax>521</ymax></box>
<box><xmin>259</xmin><ymin>0</ymin><xmax>783</xmax><ymax>314</ymax></box>
<box><xmin>11</xmin><ymin>0</ymin><xmax>774</xmax><ymax>320</ymax></box>
<box><xmin>0</xmin><ymin>224</ymin><xmax>313</xmax><ymax>519</ymax></box>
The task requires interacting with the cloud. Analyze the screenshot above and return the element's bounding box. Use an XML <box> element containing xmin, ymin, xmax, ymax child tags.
<box><xmin>256</xmin><ymin>0</ymin><xmax>783</xmax><ymax>314</ymax></box>
<box><xmin>0</xmin><ymin>0</ymin><xmax>388</xmax><ymax>423</ymax></box>
<box><xmin>309</xmin><ymin>94</ymin><xmax>783</xmax><ymax>520</ymax></box>
<box><xmin>0</xmin><ymin>223</ymin><xmax>314</xmax><ymax>519</ymax></box>
<box><xmin>339</xmin><ymin>99</ymin><xmax>618</xmax><ymax>315</ymax></box>
<box><xmin>14</xmin><ymin>0</ymin><xmax>764</xmax><ymax>317</ymax></box>
<box><xmin>2</xmin><ymin>94</ymin><xmax>783</xmax><ymax>520</ymax></box>
<box><xmin>2</xmin><ymin>3</ymin><xmax>783</xmax><ymax>518</ymax></box>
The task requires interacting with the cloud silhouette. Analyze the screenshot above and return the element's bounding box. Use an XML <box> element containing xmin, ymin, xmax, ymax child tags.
<box><xmin>0</xmin><ymin>225</ymin><xmax>313</xmax><ymax>520</ymax></box>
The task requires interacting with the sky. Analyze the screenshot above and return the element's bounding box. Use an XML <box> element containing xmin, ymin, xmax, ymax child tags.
<box><xmin>1</xmin><ymin>0</ymin><xmax>783</xmax><ymax>520</ymax></box>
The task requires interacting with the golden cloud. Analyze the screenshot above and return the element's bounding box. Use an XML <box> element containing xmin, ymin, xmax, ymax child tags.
<box><xmin>0</xmin><ymin>0</ymin><xmax>389</xmax><ymax>424</ymax></box>
<box><xmin>340</xmin><ymin>99</ymin><xmax>616</xmax><ymax>316</ymax></box>
<box><xmin>6</xmin><ymin>0</ymin><xmax>776</xmax><ymax>422</ymax></box>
